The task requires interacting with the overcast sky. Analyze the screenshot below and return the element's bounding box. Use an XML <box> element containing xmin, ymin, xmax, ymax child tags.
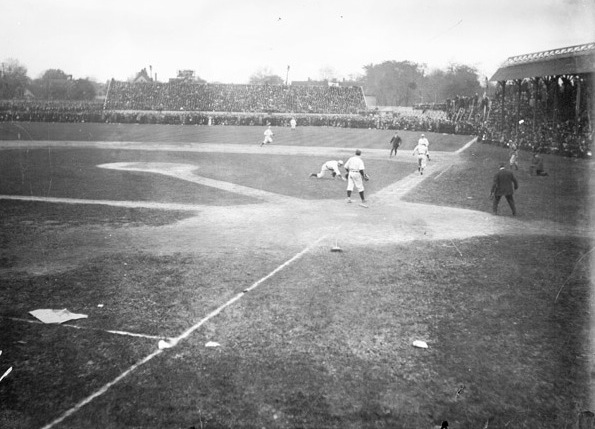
<box><xmin>2</xmin><ymin>0</ymin><xmax>594</xmax><ymax>84</ymax></box>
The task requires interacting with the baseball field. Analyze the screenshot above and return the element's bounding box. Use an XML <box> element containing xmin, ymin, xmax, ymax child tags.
<box><xmin>0</xmin><ymin>122</ymin><xmax>593</xmax><ymax>428</ymax></box>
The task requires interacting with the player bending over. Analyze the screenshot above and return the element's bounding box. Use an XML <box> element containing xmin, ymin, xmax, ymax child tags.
<box><xmin>309</xmin><ymin>160</ymin><xmax>345</xmax><ymax>180</ymax></box>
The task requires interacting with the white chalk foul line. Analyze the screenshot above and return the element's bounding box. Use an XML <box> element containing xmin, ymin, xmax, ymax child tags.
<box><xmin>40</xmin><ymin>349</ymin><xmax>164</xmax><ymax>429</ymax></box>
<box><xmin>40</xmin><ymin>234</ymin><xmax>329</xmax><ymax>429</ymax></box>
<box><xmin>0</xmin><ymin>195</ymin><xmax>205</xmax><ymax>211</ymax></box>
<box><xmin>5</xmin><ymin>317</ymin><xmax>172</xmax><ymax>341</ymax></box>
<box><xmin>434</xmin><ymin>164</ymin><xmax>453</xmax><ymax>180</ymax></box>
<box><xmin>454</xmin><ymin>136</ymin><xmax>477</xmax><ymax>154</ymax></box>
<box><xmin>173</xmin><ymin>234</ymin><xmax>328</xmax><ymax>344</ymax></box>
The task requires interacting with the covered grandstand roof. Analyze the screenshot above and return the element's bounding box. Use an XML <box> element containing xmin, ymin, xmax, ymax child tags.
<box><xmin>490</xmin><ymin>42</ymin><xmax>595</xmax><ymax>81</ymax></box>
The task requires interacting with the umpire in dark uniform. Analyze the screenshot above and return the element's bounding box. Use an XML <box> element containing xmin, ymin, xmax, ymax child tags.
<box><xmin>490</xmin><ymin>163</ymin><xmax>518</xmax><ymax>216</ymax></box>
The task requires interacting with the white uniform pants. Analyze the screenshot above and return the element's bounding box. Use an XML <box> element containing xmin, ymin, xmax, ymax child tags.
<box><xmin>417</xmin><ymin>155</ymin><xmax>427</xmax><ymax>170</ymax></box>
<box><xmin>317</xmin><ymin>167</ymin><xmax>336</xmax><ymax>178</ymax></box>
<box><xmin>347</xmin><ymin>171</ymin><xmax>364</xmax><ymax>192</ymax></box>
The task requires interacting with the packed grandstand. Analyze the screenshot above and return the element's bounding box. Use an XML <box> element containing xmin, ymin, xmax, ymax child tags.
<box><xmin>0</xmin><ymin>43</ymin><xmax>593</xmax><ymax>158</ymax></box>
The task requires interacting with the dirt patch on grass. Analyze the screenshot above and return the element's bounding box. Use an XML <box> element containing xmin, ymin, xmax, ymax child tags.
<box><xmin>2</xmin><ymin>141</ymin><xmax>590</xmax><ymax>276</ymax></box>
<box><xmin>1</xmin><ymin>137</ymin><xmax>592</xmax><ymax>428</ymax></box>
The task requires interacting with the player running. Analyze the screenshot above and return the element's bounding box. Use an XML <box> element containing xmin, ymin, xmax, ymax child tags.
<box><xmin>418</xmin><ymin>133</ymin><xmax>430</xmax><ymax>161</ymax></box>
<box><xmin>309</xmin><ymin>160</ymin><xmax>345</xmax><ymax>180</ymax></box>
<box><xmin>260</xmin><ymin>125</ymin><xmax>274</xmax><ymax>146</ymax></box>
<box><xmin>412</xmin><ymin>141</ymin><xmax>429</xmax><ymax>175</ymax></box>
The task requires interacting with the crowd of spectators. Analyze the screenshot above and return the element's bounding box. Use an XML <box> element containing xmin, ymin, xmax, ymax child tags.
<box><xmin>416</xmin><ymin>85</ymin><xmax>592</xmax><ymax>158</ymax></box>
<box><xmin>100</xmin><ymin>111</ymin><xmax>379</xmax><ymax>128</ymax></box>
<box><xmin>0</xmin><ymin>98</ymin><xmax>470</xmax><ymax>134</ymax></box>
<box><xmin>478</xmin><ymin>99</ymin><xmax>592</xmax><ymax>158</ymax></box>
<box><xmin>104</xmin><ymin>81</ymin><xmax>367</xmax><ymax>114</ymax></box>
<box><xmin>0</xmin><ymin>100</ymin><xmax>104</xmax><ymax>122</ymax></box>
<box><xmin>100</xmin><ymin>111</ymin><xmax>455</xmax><ymax>130</ymax></box>
<box><xmin>1</xmin><ymin>79</ymin><xmax>591</xmax><ymax>158</ymax></box>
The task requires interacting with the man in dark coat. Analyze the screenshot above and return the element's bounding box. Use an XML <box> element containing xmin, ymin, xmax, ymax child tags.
<box><xmin>389</xmin><ymin>132</ymin><xmax>402</xmax><ymax>157</ymax></box>
<box><xmin>490</xmin><ymin>163</ymin><xmax>518</xmax><ymax>215</ymax></box>
<box><xmin>530</xmin><ymin>153</ymin><xmax>549</xmax><ymax>176</ymax></box>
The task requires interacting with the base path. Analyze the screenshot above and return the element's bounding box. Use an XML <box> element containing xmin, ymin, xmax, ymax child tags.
<box><xmin>0</xmin><ymin>140</ymin><xmax>403</xmax><ymax>160</ymax></box>
<box><xmin>1</xmin><ymin>138</ymin><xmax>588</xmax><ymax>275</ymax></box>
<box><xmin>97</xmin><ymin>162</ymin><xmax>298</xmax><ymax>204</ymax></box>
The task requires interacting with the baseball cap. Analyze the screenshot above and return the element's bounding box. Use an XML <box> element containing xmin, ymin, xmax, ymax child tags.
<box><xmin>338</xmin><ymin>160</ymin><xmax>343</xmax><ymax>165</ymax></box>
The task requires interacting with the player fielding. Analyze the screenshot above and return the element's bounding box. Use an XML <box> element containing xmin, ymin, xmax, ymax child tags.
<box><xmin>344</xmin><ymin>149</ymin><xmax>369</xmax><ymax>208</ymax></box>
<box><xmin>309</xmin><ymin>160</ymin><xmax>345</xmax><ymax>180</ymax></box>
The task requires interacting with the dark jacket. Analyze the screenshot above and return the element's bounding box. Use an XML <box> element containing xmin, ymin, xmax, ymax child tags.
<box><xmin>491</xmin><ymin>167</ymin><xmax>518</xmax><ymax>196</ymax></box>
<box><xmin>532</xmin><ymin>155</ymin><xmax>544</xmax><ymax>171</ymax></box>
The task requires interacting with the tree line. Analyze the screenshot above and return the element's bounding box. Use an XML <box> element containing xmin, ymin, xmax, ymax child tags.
<box><xmin>248</xmin><ymin>61</ymin><xmax>485</xmax><ymax>106</ymax></box>
<box><xmin>1</xmin><ymin>58</ymin><xmax>485</xmax><ymax>105</ymax></box>
<box><xmin>361</xmin><ymin>60</ymin><xmax>484</xmax><ymax>106</ymax></box>
<box><xmin>0</xmin><ymin>59</ymin><xmax>99</xmax><ymax>100</ymax></box>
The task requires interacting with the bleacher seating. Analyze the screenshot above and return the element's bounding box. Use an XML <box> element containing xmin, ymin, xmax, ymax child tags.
<box><xmin>1</xmin><ymin>80</ymin><xmax>590</xmax><ymax>158</ymax></box>
<box><xmin>104</xmin><ymin>81</ymin><xmax>367</xmax><ymax>114</ymax></box>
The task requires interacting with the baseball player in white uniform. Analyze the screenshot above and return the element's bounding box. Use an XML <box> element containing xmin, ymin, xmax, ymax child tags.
<box><xmin>508</xmin><ymin>140</ymin><xmax>519</xmax><ymax>170</ymax></box>
<box><xmin>310</xmin><ymin>160</ymin><xmax>345</xmax><ymax>180</ymax></box>
<box><xmin>344</xmin><ymin>149</ymin><xmax>369</xmax><ymax>207</ymax></box>
<box><xmin>412</xmin><ymin>142</ymin><xmax>429</xmax><ymax>175</ymax></box>
<box><xmin>418</xmin><ymin>133</ymin><xmax>430</xmax><ymax>161</ymax></box>
<box><xmin>290</xmin><ymin>118</ymin><xmax>297</xmax><ymax>130</ymax></box>
<box><xmin>261</xmin><ymin>125</ymin><xmax>274</xmax><ymax>146</ymax></box>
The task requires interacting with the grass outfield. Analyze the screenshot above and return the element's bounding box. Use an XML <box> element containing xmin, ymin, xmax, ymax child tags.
<box><xmin>0</xmin><ymin>121</ymin><xmax>470</xmax><ymax>151</ymax></box>
<box><xmin>403</xmin><ymin>142</ymin><xmax>594</xmax><ymax>226</ymax></box>
<box><xmin>0</xmin><ymin>147</ymin><xmax>411</xmax><ymax>201</ymax></box>
<box><xmin>1</xmin><ymin>200</ymin><xmax>194</xmax><ymax>230</ymax></box>
<box><xmin>0</xmin><ymin>124</ymin><xmax>593</xmax><ymax>428</ymax></box>
<box><xmin>0</xmin><ymin>148</ymin><xmax>260</xmax><ymax>205</ymax></box>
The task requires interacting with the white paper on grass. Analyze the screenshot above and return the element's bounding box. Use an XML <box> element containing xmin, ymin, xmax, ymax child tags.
<box><xmin>29</xmin><ymin>309</ymin><xmax>88</xmax><ymax>324</ymax></box>
<box><xmin>158</xmin><ymin>340</ymin><xmax>173</xmax><ymax>349</ymax></box>
<box><xmin>412</xmin><ymin>340</ymin><xmax>429</xmax><ymax>349</ymax></box>
<box><xmin>205</xmin><ymin>341</ymin><xmax>221</xmax><ymax>348</ymax></box>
